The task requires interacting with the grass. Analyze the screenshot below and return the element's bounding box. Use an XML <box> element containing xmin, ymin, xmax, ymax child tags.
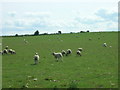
<box><xmin>2</xmin><ymin>32</ymin><xmax>118</xmax><ymax>88</ymax></box>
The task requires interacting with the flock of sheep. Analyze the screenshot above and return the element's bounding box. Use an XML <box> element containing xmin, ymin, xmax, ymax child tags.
<box><xmin>34</xmin><ymin>48</ymin><xmax>83</xmax><ymax>64</ymax></box>
<box><xmin>0</xmin><ymin>46</ymin><xmax>16</xmax><ymax>55</ymax></box>
<box><xmin>33</xmin><ymin>42</ymin><xmax>112</xmax><ymax>65</ymax></box>
<box><xmin>1</xmin><ymin>39</ymin><xmax>111</xmax><ymax>65</ymax></box>
<box><xmin>0</xmin><ymin>38</ymin><xmax>28</xmax><ymax>55</ymax></box>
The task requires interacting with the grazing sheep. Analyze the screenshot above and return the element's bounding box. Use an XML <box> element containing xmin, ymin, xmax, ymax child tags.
<box><xmin>76</xmin><ymin>50</ymin><xmax>81</xmax><ymax>56</ymax></box>
<box><xmin>109</xmin><ymin>46</ymin><xmax>112</xmax><ymax>48</ymax></box>
<box><xmin>12</xmin><ymin>50</ymin><xmax>16</xmax><ymax>54</ymax></box>
<box><xmin>78</xmin><ymin>48</ymin><xmax>83</xmax><ymax>51</ymax></box>
<box><xmin>24</xmin><ymin>39</ymin><xmax>26</xmax><ymax>41</ymax></box>
<box><xmin>103</xmin><ymin>43</ymin><xmax>107</xmax><ymax>47</ymax></box>
<box><xmin>52</xmin><ymin>52</ymin><xmax>63</xmax><ymax>62</ymax></box>
<box><xmin>8</xmin><ymin>49</ymin><xmax>12</xmax><ymax>54</ymax></box>
<box><xmin>2</xmin><ymin>49</ymin><xmax>8</xmax><ymax>54</ymax></box>
<box><xmin>34</xmin><ymin>53</ymin><xmax>40</xmax><ymax>64</ymax></box>
<box><xmin>8</xmin><ymin>49</ymin><xmax>16</xmax><ymax>54</ymax></box>
<box><xmin>66</xmin><ymin>49</ymin><xmax>72</xmax><ymax>56</ymax></box>
<box><xmin>24</xmin><ymin>39</ymin><xmax>28</xmax><ymax>44</ymax></box>
<box><xmin>61</xmin><ymin>50</ymin><xmax>66</xmax><ymax>56</ymax></box>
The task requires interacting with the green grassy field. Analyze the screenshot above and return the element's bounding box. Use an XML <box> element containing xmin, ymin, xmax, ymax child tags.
<box><xmin>2</xmin><ymin>32</ymin><xmax>118</xmax><ymax>88</ymax></box>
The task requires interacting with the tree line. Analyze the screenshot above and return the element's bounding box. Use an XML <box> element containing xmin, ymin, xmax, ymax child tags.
<box><xmin>14</xmin><ymin>30</ymin><xmax>90</xmax><ymax>37</ymax></box>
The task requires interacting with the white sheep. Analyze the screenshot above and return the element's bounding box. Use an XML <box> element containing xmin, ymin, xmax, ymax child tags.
<box><xmin>109</xmin><ymin>46</ymin><xmax>112</xmax><ymax>48</ymax></box>
<box><xmin>61</xmin><ymin>50</ymin><xmax>66</xmax><ymax>56</ymax></box>
<box><xmin>103</xmin><ymin>43</ymin><xmax>107</xmax><ymax>47</ymax></box>
<box><xmin>8</xmin><ymin>49</ymin><xmax>16</xmax><ymax>54</ymax></box>
<box><xmin>76</xmin><ymin>50</ymin><xmax>81</xmax><ymax>56</ymax></box>
<box><xmin>66</xmin><ymin>49</ymin><xmax>72</xmax><ymax>56</ymax></box>
<box><xmin>8</xmin><ymin>49</ymin><xmax>12</xmax><ymax>54</ymax></box>
<box><xmin>24</xmin><ymin>39</ymin><xmax>26</xmax><ymax>41</ymax></box>
<box><xmin>2</xmin><ymin>49</ymin><xmax>8</xmax><ymax>54</ymax></box>
<box><xmin>52</xmin><ymin>52</ymin><xmax>63</xmax><ymax>62</ymax></box>
<box><xmin>78</xmin><ymin>48</ymin><xmax>83</xmax><ymax>51</ymax></box>
<box><xmin>11</xmin><ymin>50</ymin><xmax>16</xmax><ymax>54</ymax></box>
<box><xmin>24</xmin><ymin>39</ymin><xmax>28</xmax><ymax>44</ymax></box>
<box><xmin>25</xmin><ymin>41</ymin><xmax>28</xmax><ymax>44</ymax></box>
<box><xmin>33</xmin><ymin>53</ymin><xmax>40</xmax><ymax>64</ymax></box>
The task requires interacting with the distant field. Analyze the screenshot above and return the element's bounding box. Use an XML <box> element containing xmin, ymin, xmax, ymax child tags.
<box><xmin>2</xmin><ymin>32</ymin><xmax>118</xmax><ymax>88</ymax></box>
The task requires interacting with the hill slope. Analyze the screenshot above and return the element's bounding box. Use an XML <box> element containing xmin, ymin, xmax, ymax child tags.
<box><xmin>2</xmin><ymin>32</ymin><xmax>118</xmax><ymax>88</ymax></box>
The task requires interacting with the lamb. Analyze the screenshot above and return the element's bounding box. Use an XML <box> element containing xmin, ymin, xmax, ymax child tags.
<box><xmin>66</xmin><ymin>49</ymin><xmax>72</xmax><ymax>56</ymax></box>
<box><xmin>61</xmin><ymin>50</ymin><xmax>66</xmax><ymax>56</ymax></box>
<box><xmin>78</xmin><ymin>48</ymin><xmax>83</xmax><ymax>51</ymax></box>
<box><xmin>52</xmin><ymin>52</ymin><xmax>63</xmax><ymax>62</ymax></box>
<box><xmin>76</xmin><ymin>50</ymin><xmax>81</xmax><ymax>56</ymax></box>
<box><xmin>103</xmin><ymin>43</ymin><xmax>107</xmax><ymax>47</ymax></box>
<box><xmin>33</xmin><ymin>53</ymin><xmax>40</xmax><ymax>65</ymax></box>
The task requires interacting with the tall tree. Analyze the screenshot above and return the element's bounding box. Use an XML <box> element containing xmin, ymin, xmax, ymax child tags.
<box><xmin>34</xmin><ymin>30</ymin><xmax>39</xmax><ymax>35</ymax></box>
<box><xmin>58</xmin><ymin>31</ymin><xmax>62</xmax><ymax>34</ymax></box>
<box><xmin>15</xmin><ymin>34</ymin><xmax>18</xmax><ymax>36</ymax></box>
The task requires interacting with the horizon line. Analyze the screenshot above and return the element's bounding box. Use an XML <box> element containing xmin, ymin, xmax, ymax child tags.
<box><xmin>1</xmin><ymin>30</ymin><xmax>119</xmax><ymax>37</ymax></box>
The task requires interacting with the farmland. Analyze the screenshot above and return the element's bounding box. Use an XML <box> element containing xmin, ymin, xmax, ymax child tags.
<box><xmin>2</xmin><ymin>32</ymin><xmax>118</xmax><ymax>88</ymax></box>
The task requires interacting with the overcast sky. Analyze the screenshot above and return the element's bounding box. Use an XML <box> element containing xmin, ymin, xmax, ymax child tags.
<box><xmin>0</xmin><ymin>0</ymin><xmax>118</xmax><ymax>35</ymax></box>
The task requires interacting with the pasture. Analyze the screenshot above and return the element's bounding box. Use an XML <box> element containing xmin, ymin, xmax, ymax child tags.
<box><xmin>2</xmin><ymin>32</ymin><xmax>118</xmax><ymax>88</ymax></box>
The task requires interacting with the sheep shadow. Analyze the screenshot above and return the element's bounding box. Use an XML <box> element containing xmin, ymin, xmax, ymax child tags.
<box><xmin>30</xmin><ymin>62</ymin><xmax>41</xmax><ymax>66</ymax></box>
